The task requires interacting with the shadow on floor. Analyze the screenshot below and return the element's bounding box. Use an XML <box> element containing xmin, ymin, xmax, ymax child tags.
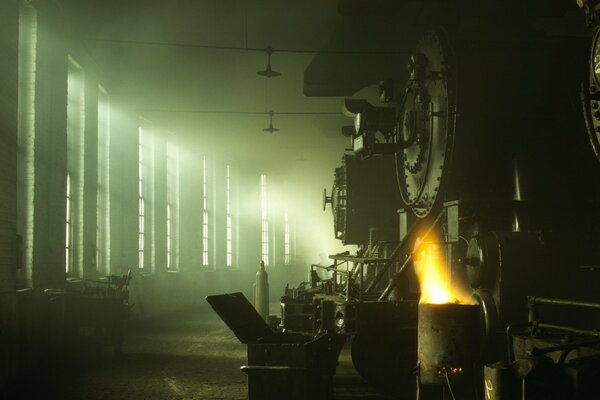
<box><xmin>3</xmin><ymin>305</ymin><xmax>393</xmax><ymax>400</ymax></box>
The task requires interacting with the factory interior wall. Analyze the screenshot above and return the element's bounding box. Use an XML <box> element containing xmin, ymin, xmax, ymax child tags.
<box><xmin>0</xmin><ymin>2</ymin><xmax>309</xmax><ymax>387</ymax></box>
<box><xmin>0</xmin><ymin>0</ymin><xmax>20</xmax><ymax>389</ymax></box>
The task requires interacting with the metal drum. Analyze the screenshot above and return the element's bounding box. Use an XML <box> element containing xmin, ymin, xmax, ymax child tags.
<box><xmin>418</xmin><ymin>303</ymin><xmax>480</xmax><ymax>386</ymax></box>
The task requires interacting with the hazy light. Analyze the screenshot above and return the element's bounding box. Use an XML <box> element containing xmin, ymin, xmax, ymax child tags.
<box><xmin>138</xmin><ymin>126</ymin><xmax>145</xmax><ymax>269</ymax></box>
<box><xmin>66</xmin><ymin>56</ymin><xmax>85</xmax><ymax>277</ymax></box>
<box><xmin>202</xmin><ymin>156</ymin><xmax>209</xmax><ymax>267</ymax></box>
<box><xmin>97</xmin><ymin>85</ymin><xmax>110</xmax><ymax>274</ymax></box>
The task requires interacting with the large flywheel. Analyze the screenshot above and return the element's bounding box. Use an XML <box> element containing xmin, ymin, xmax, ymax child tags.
<box><xmin>396</xmin><ymin>31</ymin><xmax>456</xmax><ymax>218</ymax></box>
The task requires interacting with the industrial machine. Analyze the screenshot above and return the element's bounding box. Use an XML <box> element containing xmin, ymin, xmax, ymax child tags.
<box><xmin>283</xmin><ymin>12</ymin><xmax>600</xmax><ymax>399</ymax></box>
<box><xmin>209</xmin><ymin>2</ymin><xmax>600</xmax><ymax>399</ymax></box>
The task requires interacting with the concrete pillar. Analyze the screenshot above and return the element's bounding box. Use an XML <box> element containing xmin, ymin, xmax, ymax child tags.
<box><xmin>31</xmin><ymin>2</ymin><xmax>68</xmax><ymax>290</ymax></box>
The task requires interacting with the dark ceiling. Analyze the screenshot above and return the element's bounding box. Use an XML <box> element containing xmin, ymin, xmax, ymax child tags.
<box><xmin>53</xmin><ymin>0</ymin><xmax>587</xmax><ymax>172</ymax></box>
<box><xmin>56</xmin><ymin>0</ymin><xmax>362</xmax><ymax>171</ymax></box>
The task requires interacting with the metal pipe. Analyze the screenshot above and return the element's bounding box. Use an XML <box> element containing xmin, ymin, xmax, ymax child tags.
<box><xmin>530</xmin><ymin>297</ymin><xmax>600</xmax><ymax>310</ymax></box>
<box><xmin>365</xmin><ymin>210</ymin><xmax>441</xmax><ymax>293</ymax></box>
<box><xmin>529</xmin><ymin>338</ymin><xmax>600</xmax><ymax>357</ymax></box>
<box><xmin>377</xmin><ymin>253</ymin><xmax>413</xmax><ymax>301</ymax></box>
<box><xmin>350</xmin><ymin>262</ymin><xmax>362</xmax><ymax>280</ymax></box>
<box><xmin>359</xmin><ymin>263</ymin><xmax>364</xmax><ymax>303</ymax></box>
<box><xmin>528</xmin><ymin>296</ymin><xmax>600</xmax><ymax>322</ymax></box>
<box><xmin>506</xmin><ymin>322</ymin><xmax>532</xmax><ymax>363</ymax></box>
<box><xmin>333</xmin><ymin>258</ymin><xmax>338</xmax><ymax>292</ymax></box>
<box><xmin>537</xmin><ymin>322</ymin><xmax>600</xmax><ymax>338</ymax></box>
<box><xmin>372</xmin><ymin>209</ymin><xmax>446</xmax><ymax>299</ymax></box>
<box><xmin>310</xmin><ymin>264</ymin><xmax>350</xmax><ymax>275</ymax></box>
<box><xmin>365</xmin><ymin>241</ymin><xmax>403</xmax><ymax>293</ymax></box>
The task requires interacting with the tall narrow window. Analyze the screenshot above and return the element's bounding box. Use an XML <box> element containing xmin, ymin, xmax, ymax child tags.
<box><xmin>138</xmin><ymin>127</ymin><xmax>144</xmax><ymax>269</ymax></box>
<box><xmin>167</xmin><ymin>141</ymin><xmax>179</xmax><ymax>271</ymax></box>
<box><xmin>260</xmin><ymin>174</ymin><xmax>269</xmax><ymax>266</ymax></box>
<box><xmin>138</xmin><ymin>122</ymin><xmax>155</xmax><ymax>272</ymax></box>
<box><xmin>65</xmin><ymin>173</ymin><xmax>72</xmax><ymax>272</ymax></box>
<box><xmin>96</xmin><ymin>86</ymin><xmax>110</xmax><ymax>274</ymax></box>
<box><xmin>226</xmin><ymin>165</ymin><xmax>232</xmax><ymax>267</ymax></box>
<box><xmin>66</xmin><ymin>56</ymin><xmax>85</xmax><ymax>276</ymax></box>
<box><xmin>284</xmin><ymin>211</ymin><xmax>290</xmax><ymax>265</ymax></box>
<box><xmin>202</xmin><ymin>156</ymin><xmax>209</xmax><ymax>267</ymax></box>
<box><xmin>166</xmin><ymin>202</ymin><xmax>171</xmax><ymax>269</ymax></box>
<box><xmin>17</xmin><ymin>3</ymin><xmax>37</xmax><ymax>286</ymax></box>
<box><xmin>166</xmin><ymin>148</ymin><xmax>171</xmax><ymax>270</ymax></box>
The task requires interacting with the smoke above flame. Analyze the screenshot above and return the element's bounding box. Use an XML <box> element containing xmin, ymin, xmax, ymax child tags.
<box><xmin>414</xmin><ymin>234</ymin><xmax>475</xmax><ymax>305</ymax></box>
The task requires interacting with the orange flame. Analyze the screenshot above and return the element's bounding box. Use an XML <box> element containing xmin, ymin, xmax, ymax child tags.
<box><xmin>414</xmin><ymin>235</ymin><xmax>475</xmax><ymax>305</ymax></box>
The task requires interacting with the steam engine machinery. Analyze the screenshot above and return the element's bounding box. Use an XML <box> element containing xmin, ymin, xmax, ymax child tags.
<box><xmin>281</xmin><ymin>10</ymin><xmax>600</xmax><ymax>400</ymax></box>
<box><xmin>206</xmin><ymin>3</ymin><xmax>600</xmax><ymax>400</ymax></box>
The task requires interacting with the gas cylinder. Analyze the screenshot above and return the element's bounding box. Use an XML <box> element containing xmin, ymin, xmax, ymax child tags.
<box><xmin>254</xmin><ymin>261</ymin><xmax>269</xmax><ymax>320</ymax></box>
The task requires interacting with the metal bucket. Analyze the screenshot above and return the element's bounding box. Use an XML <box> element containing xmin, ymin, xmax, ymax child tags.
<box><xmin>418</xmin><ymin>303</ymin><xmax>480</xmax><ymax>385</ymax></box>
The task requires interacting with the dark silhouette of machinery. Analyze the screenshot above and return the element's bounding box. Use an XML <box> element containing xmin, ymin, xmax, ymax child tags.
<box><xmin>302</xmin><ymin>6</ymin><xmax>600</xmax><ymax>398</ymax></box>
<box><xmin>210</xmin><ymin>3</ymin><xmax>600</xmax><ymax>399</ymax></box>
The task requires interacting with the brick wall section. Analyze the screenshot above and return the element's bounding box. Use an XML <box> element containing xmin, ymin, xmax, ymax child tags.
<box><xmin>31</xmin><ymin>3</ymin><xmax>68</xmax><ymax>289</ymax></box>
<box><xmin>0</xmin><ymin>0</ymin><xmax>19</xmax><ymax>388</ymax></box>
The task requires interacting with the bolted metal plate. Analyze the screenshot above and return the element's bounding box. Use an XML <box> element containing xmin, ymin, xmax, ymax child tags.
<box><xmin>397</xmin><ymin>30</ymin><xmax>456</xmax><ymax>218</ymax></box>
<box><xmin>583</xmin><ymin>26</ymin><xmax>600</xmax><ymax>163</ymax></box>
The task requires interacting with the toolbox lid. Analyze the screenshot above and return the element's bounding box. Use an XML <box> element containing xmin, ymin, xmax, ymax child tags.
<box><xmin>206</xmin><ymin>292</ymin><xmax>273</xmax><ymax>344</ymax></box>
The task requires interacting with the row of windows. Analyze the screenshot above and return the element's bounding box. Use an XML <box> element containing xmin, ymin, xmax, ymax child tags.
<box><xmin>16</xmin><ymin>3</ymin><xmax>293</xmax><ymax>280</ymax></box>
<box><xmin>62</xmin><ymin>58</ymin><xmax>183</xmax><ymax>275</ymax></box>
<box><xmin>64</xmin><ymin>57</ymin><xmax>116</xmax><ymax>276</ymax></box>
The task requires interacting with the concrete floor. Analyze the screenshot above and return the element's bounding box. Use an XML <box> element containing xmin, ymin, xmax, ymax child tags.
<box><xmin>3</xmin><ymin>305</ymin><xmax>391</xmax><ymax>400</ymax></box>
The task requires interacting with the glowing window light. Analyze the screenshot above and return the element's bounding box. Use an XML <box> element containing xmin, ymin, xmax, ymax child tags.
<box><xmin>65</xmin><ymin>173</ymin><xmax>72</xmax><ymax>272</ymax></box>
<box><xmin>226</xmin><ymin>165</ymin><xmax>233</xmax><ymax>267</ymax></box>
<box><xmin>138</xmin><ymin>126</ymin><xmax>144</xmax><ymax>269</ymax></box>
<box><xmin>261</xmin><ymin>174</ymin><xmax>269</xmax><ymax>266</ymax></box>
<box><xmin>167</xmin><ymin>202</ymin><xmax>171</xmax><ymax>269</ymax></box>
<box><xmin>66</xmin><ymin>56</ymin><xmax>85</xmax><ymax>277</ymax></box>
<box><xmin>96</xmin><ymin>86</ymin><xmax>110</xmax><ymax>274</ymax></box>
<box><xmin>166</xmin><ymin>141</ymin><xmax>179</xmax><ymax>271</ymax></box>
<box><xmin>202</xmin><ymin>156</ymin><xmax>209</xmax><ymax>267</ymax></box>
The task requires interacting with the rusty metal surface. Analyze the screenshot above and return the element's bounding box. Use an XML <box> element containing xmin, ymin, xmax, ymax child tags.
<box><xmin>483</xmin><ymin>362</ymin><xmax>520</xmax><ymax>400</ymax></box>
<box><xmin>417</xmin><ymin>303</ymin><xmax>480</xmax><ymax>385</ymax></box>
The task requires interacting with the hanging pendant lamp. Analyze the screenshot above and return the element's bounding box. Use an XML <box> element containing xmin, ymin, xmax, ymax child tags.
<box><xmin>263</xmin><ymin>110</ymin><xmax>280</xmax><ymax>133</ymax></box>
<box><xmin>257</xmin><ymin>46</ymin><xmax>281</xmax><ymax>77</ymax></box>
